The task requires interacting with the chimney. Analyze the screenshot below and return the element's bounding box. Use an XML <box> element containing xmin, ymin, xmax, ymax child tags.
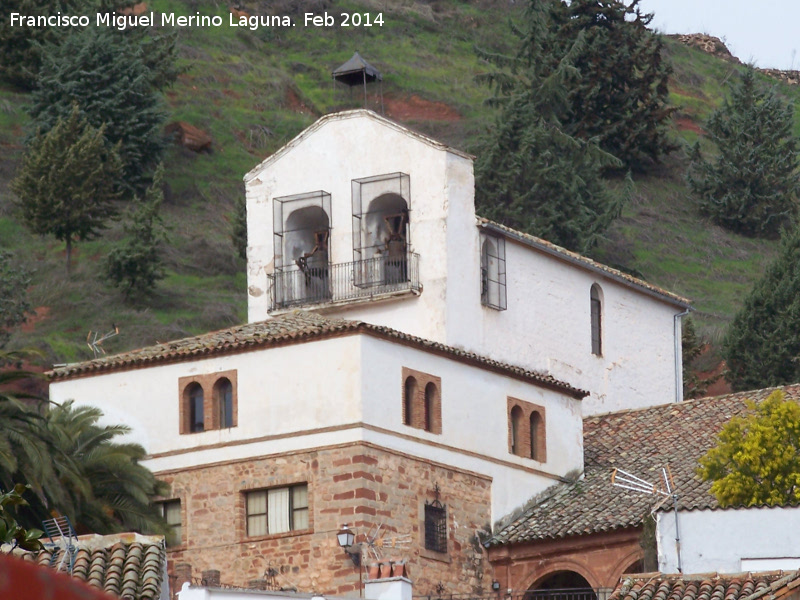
<box><xmin>174</xmin><ymin>563</ymin><xmax>193</xmax><ymax>590</ymax></box>
<box><xmin>364</xmin><ymin>559</ymin><xmax>412</xmax><ymax>600</ymax></box>
<box><xmin>202</xmin><ymin>570</ymin><xmax>221</xmax><ymax>587</ymax></box>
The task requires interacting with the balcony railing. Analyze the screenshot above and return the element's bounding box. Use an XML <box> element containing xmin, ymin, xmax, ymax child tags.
<box><xmin>269</xmin><ymin>253</ymin><xmax>420</xmax><ymax>311</ymax></box>
<box><xmin>414</xmin><ymin>589</ymin><xmax>599</xmax><ymax>600</ymax></box>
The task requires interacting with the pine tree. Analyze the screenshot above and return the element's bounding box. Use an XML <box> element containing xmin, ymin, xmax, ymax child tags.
<box><xmin>474</xmin><ymin>0</ymin><xmax>626</xmax><ymax>253</ymax></box>
<box><xmin>724</xmin><ymin>226</ymin><xmax>800</xmax><ymax>390</ymax></box>
<box><xmin>105</xmin><ymin>165</ymin><xmax>168</xmax><ymax>298</ymax></box>
<box><xmin>28</xmin><ymin>26</ymin><xmax>168</xmax><ymax>196</ymax></box>
<box><xmin>11</xmin><ymin>106</ymin><xmax>122</xmax><ymax>274</ymax></box>
<box><xmin>688</xmin><ymin>69</ymin><xmax>800</xmax><ymax>238</ymax></box>
<box><xmin>0</xmin><ymin>0</ymin><xmax>85</xmax><ymax>89</ymax></box>
<box><xmin>553</xmin><ymin>0</ymin><xmax>677</xmax><ymax>169</ymax></box>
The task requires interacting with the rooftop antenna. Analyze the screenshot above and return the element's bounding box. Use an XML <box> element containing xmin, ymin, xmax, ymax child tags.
<box><xmin>332</xmin><ymin>51</ymin><xmax>384</xmax><ymax>113</ymax></box>
<box><xmin>41</xmin><ymin>515</ymin><xmax>78</xmax><ymax>574</ymax></box>
<box><xmin>363</xmin><ymin>522</ymin><xmax>412</xmax><ymax>561</ymax></box>
<box><xmin>86</xmin><ymin>325</ymin><xmax>119</xmax><ymax>358</ymax></box>
<box><xmin>611</xmin><ymin>466</ymin><xmax>683</xmax><ymax>573</ymax></box>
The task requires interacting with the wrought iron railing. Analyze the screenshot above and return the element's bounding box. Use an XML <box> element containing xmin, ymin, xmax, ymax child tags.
<box><xmin>414</xmin><ymin>589</ymin><xmax>599</xmax><ymax>600</ymax></box>
<box><xmin>269</xmin><ymin>253</ymin><xmax>420</xmax><ymax>311</ymax></box>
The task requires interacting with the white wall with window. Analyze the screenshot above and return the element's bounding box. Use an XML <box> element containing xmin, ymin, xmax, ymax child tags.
<box><xmin>244</xmin><ymin>111</ymin><xmax>689</xmax><ymax>416</ymax></box>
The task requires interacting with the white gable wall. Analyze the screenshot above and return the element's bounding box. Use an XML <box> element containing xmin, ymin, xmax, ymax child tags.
<box><xmin>246</xmin><ymin>112</ymin><xmax>464</xmax><ymax>343</ymax></box>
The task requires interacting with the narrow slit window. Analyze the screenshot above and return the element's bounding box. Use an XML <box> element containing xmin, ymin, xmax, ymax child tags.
<box><xmin>591</xmin><ymin>284</ymin><xmax>603</xmax><ymax>356</ymax></box>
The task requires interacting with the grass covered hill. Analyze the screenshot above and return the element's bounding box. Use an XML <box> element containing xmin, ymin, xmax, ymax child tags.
<box><xmin>1</xmin><ymin>0</ymin><xmax>799</xmax><ymax>377</ymax></box>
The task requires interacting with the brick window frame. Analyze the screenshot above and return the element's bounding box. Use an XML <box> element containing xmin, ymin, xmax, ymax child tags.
<box><xmin>179</xmin><ymin>370</ymin><xmax>238</xmax><ymax>434</ymax></box>
<box><xmin>401</xmin><ymin>367</ymin><xmax>442</xmax><ymax>434</ymax></box>
<box><xmin>507</xmin><ymin>397</ymin><xmax>546</xmax><ymax>463</ymax></box>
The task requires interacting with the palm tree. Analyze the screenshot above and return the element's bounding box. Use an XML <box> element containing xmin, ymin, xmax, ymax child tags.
<box><xmin>1</xmin><ymin>351</ymin><xmax>168</xmax><ymax>535</ymax></box>
<box><xmin>44</xmin><ymin>402</ymin><xmax>169</xmax><ymax>535</ymax></box>
<box><xmin>0</xmin><ymin>351</ymin><xmax>57</xmax><ymax>521</ymax></box>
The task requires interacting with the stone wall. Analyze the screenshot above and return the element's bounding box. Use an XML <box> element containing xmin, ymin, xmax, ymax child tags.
<box><xmin>159</xmin><ymin>441</ymin><xmax>492</xmax><ymax>595</ymax></box>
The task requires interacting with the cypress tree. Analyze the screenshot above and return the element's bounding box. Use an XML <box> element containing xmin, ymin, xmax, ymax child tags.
<box><xmin>724</xmin><ymin>226</ymin><xmax>800</xmax><ymax>390</ymax></box>
<box><xmin>11</xmin><ymin>106</ymin><xmax>122</xmax><ymax>274</ymax></box>
<box><xmin>688</xmin><ymin>69</ymin><xmax>800</xmax><ymax>238</ymax></box>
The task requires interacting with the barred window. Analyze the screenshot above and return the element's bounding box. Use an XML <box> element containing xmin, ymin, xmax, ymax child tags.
<box><xmin>424</xmin><ymin>502</ymin><xmax>447</xmax><ymax>553</ymax></box>
<box><xmin>246</xmin><ymin>484</ymin><xmax>309</xmax><ymax>537</ymax></box>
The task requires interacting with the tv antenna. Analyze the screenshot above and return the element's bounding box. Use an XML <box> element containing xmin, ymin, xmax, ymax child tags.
<box><xmin>363</xmin><ymin>522</ymin><xmax>412</xmax><ymax>560</ymax></box>
<box><xmin>87</xmin><ymin>325</ymin><xmax>119</xmax><ymax>358</ymax></box>
<box><xmin>611</xmin><ymin>466</ymin><xmax>683</xmax><ymax>573</ymax></box>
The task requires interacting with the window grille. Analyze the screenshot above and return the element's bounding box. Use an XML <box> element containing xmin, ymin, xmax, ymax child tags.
<box><xmin>424</xmin><ymin>500</ymin><xmax>447</xmax><ymax>553</ymax></box>
<box><xmin>481</xmin><ymin>233</ymin><xmax>507</xmax><ymax>310</ymax></box>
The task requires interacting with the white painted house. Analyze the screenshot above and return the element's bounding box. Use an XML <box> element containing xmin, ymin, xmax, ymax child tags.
<box><xmin>657</xmin><ymin>505</ymin><xmax>800</xmax><ymax>574</ymax></box>
<box><xmin>47</xmin><ymin>110</ymin><xmax>691</xmax><ymax>593</ymax></box>
<box><xmin>245</xmin><ymin>109</ymin><xmax>690</xmax><ymax>415</ymax></box>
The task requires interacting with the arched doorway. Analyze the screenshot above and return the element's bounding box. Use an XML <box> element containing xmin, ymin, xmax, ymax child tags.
<box><xmin>527</xmin><ymin>571</ymin><xmax>597</xmax><ymax>600</ymax></box>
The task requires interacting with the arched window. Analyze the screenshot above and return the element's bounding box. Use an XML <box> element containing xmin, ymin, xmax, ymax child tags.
<box><xmin>530</xmin><ymin>411</ymin><xmax>542</xmax><ymax>460</ymax></box>
<box><xmin>424</xmin><ymin>382</ymin><xmax>438</xmax><ymax>432</ymax></box>
<box><xmin>186</xmin><ymin>383</ymin><xmax>204</xmax><ymax>433</ymax></box>
<box><xmin>510</xmin><ymin>405</ymin><xmax>523</xmax><ymax>456</ymax></box>
<box><xmin>590</xmin><ymin>284</ymin><xmax>603</xmax><ymax>356</ymax></box>
<box><xmin>214</xmin><ymin>378</ymin><xmax>234</xmax><ymax>428</ymax></box>
<box><xmin>404</xmin><ymin>376</ymin><xmax>418</xmax><ymax>427</ymax></box>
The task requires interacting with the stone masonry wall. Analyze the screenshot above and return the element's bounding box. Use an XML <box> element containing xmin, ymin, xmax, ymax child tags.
<box><xmin>159</xmin><ymin>442</ymin><xmax>492</xmax><ymax>595</ymax></box>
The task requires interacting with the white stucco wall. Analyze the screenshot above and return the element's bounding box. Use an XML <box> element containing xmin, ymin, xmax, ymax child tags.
<box><xmin>49</xmin><ymin>332</ymin><xmax>581</xmax><ymax>522</ymax></box>
<box><xmin>242</xmin><ymin>110</ymin><xmax>686</xmax><ymax>416</ymax></box>
<box><xmin>245</xmin><ymin>111</ymin><xmax>468</xmax><ymax>344</ymax></box>
<box><xmin>464</xmin><ymin>237</ymin><xmax>684</xmax><ymax>414</ymax></box>
<box><xmin>49</xmin><ymin>336</ymin><xmax>363</xmax><ymax>456</ymax></box>
<box><xmin>656</xmin><ymin>506</ymin><xmax>800</xmax><ymax>573</ymax></box>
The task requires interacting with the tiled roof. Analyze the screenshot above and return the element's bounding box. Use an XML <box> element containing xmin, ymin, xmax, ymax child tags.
<box><xmin>48</xmin><ymin>311</ymin><xmax>586</xmax><ymax>398</ymax></box>
<box><xmin>477</xmin><ymin>218</ymin><xmax>691</xmax><ymax>308</ymax></box>
<box><xmin>18</xmin><ymin>533</ymin><xmax>166</xmax><ymax>599</ymax></box>
<box><xmin>487</xmin><ymin>384</ymin><xmax>800</xmax><ymax>546</ymax></box>
<box><xmin>610</xmin><ymin>570</ymin><xmax>800</xmax><ymax>600</ymax></box>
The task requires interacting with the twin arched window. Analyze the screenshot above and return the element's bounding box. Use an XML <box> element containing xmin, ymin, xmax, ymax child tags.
<box><xmin>180</xmin><ymin>371</ymin><xmax>238</xmax><ymax>434</ymax></box>
<box><xmin>402</xmin><ymin>368</ymin><xmax>441</xmax><ymax>434</ymax></box>
<box><xmin>508</xmin><ymin>399</ymin><xmax>546</xmax><ymax>462</ymax></box>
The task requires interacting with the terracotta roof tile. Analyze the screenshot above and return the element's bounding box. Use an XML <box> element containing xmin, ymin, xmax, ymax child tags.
<box><xmin>477</xmin><ymin>218</ymin><xmax>691</xmax><ymax>308</ymax></box>
<box><xmin>487</xmin><ymin>384</ymin><xmax>800</xmax><ymax>546</ymax></box>
<box><xmin>48</xmin><ymin>311</ymin><xmax>586</xmax><ymax>398</ymax></box>
<box><xmin>18</xmin><ymin>533</ymin><xmax>166</xmax><ymax>600</ymax></box>
<box><xmin>610</xmin><ymin>571</ymin><xmax>800</xmax><ymax>600</ymax></box>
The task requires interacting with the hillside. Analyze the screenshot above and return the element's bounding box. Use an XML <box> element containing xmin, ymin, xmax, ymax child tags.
<box><xmin>1</xmin><ymin>0</ymin><xmax>799</xmax><ymax>377</ymax></box>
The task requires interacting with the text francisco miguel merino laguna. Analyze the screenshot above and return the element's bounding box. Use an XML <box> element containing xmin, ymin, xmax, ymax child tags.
<box><xmin>8</xmin><ymin>11</ymin><xmax>384</xmax><ymax>31</ymax></box>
